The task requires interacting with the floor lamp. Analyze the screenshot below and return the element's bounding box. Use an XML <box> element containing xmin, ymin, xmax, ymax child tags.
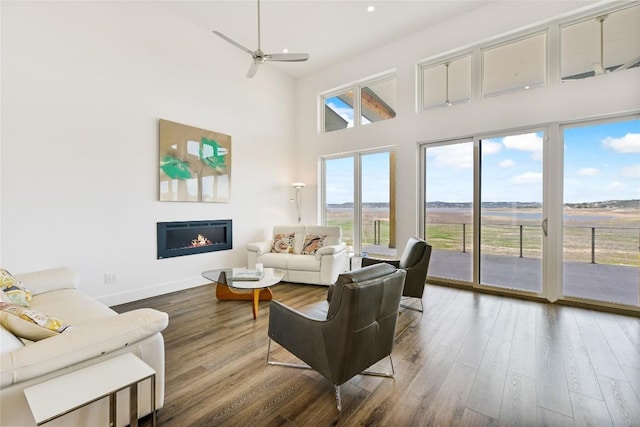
<box><xmin>292</xmin><ymin>183</ymin><xmax>305</xmax><ymax>223</ymax></box>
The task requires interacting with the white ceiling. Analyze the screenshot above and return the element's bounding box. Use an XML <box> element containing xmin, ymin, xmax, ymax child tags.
<box><xmin>158</xmin><ymin>0</ymin><xmax>495</xmax><ymax>79</ymax></box>
<box><xmin>159</xmin><ymin>1</ymin><xmax>615</xmax><ymax>80</ymax></box>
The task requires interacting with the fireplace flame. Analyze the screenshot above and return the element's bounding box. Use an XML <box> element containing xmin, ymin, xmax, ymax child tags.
<box><xmin>191</xmin><ymin>234</ymin><xmax>212</xmax><ymax>247</ymax></box>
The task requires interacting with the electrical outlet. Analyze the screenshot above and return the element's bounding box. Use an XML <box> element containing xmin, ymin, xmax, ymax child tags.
<box><xmin>104</xmin><ymin>272</ymin><xmax>118</xmax><ymax>284</ymax></box>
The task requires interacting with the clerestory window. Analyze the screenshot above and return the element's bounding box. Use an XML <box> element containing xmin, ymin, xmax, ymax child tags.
<box><xmin>321</xmin><ymin>74</ymin><xmax>396</xmax><ymax>133</ymax></box>
<box><xmin>420</xmin><ymin>54</ymin><xmax>472</xmax><ymax>110</ymax></box>
<box><xmin>560</xmin><ymin>4</ymin><xmax>640</xmax><ymax>81</ymax></box>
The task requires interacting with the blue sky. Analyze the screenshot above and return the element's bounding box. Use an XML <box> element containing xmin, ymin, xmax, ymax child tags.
<box><xmin>564</xmin><ymin>119</ymin><xmax>640</xmax><ymax>203</ymax></box>
<box><xmin>325</xmin><ymin>152</ymin><xmax>390</xmax><ymax>204</ymax></box>
<box><xmin>326</xmin><ymin>118</ymin><xmax>639</xmax><ymax>205</ymax></box>
<box><xmin>426</xmin><ymin>119</ymin><xmax>640</xmax><ymax>203</ymax></box>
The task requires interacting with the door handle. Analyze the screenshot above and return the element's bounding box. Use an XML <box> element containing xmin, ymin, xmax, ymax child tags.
<box><xmin>542</xmin><ymin>218</ymin><xmax>548</xmax><ymax>236</ymax></box>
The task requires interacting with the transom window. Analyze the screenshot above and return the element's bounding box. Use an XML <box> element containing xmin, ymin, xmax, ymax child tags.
<box><xmin>321</xmin><ymin>75</ymin><xmax>396</xmax><ymax>133</ymax></box>
<box><xmin>415</xmin><ymin>4</ymin><xmax>637</xmax><ymax>112</ymax></box>
<box><xmin>482</xmin><ymin>32</ymin><xmax>547</xmax><ymax>97</ymax></box>
<box><xmin>561</xmin><ymin>4</ymin><xmax>640</xmax><ymax>81</ymax></box>
<box><xmin>421</xmin><ymin>54</ymin><xmax>471</xmax><ymax>109</ymax></box>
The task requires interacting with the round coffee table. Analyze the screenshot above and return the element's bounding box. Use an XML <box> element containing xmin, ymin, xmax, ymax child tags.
<box><xmin>201</xmin><ymin>268</ymin><xmax>285</xmax><ymax>319</ymax></box>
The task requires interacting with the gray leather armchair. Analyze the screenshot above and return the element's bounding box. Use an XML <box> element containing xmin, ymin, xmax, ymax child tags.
<box><xmin>361</xmin><ymin>237</ymin><xmax>432</xmax><ymax>312</ymax></box>
<box><xmin>267</xmin><ymin>263</ymin><xmax>406</xmax><ymax>411</ymax></box>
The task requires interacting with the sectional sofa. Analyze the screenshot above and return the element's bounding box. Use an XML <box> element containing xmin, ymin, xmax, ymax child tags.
<box><xmin>0</xmin><ymin>267</ymin><xmax>168</xmax><ymax>427</ymax></box>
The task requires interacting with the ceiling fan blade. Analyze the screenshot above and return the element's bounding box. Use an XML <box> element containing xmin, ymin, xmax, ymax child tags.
<box><xmin>613</xmin><ymin>55</ymin><xmax>640</xmax><ymax>72</ymax></box>
<box><xmin>265</xmin><ymin>53</ymin><xmax>310</xmax><ymax>62</ymax></box>
<box><xmin>213</xmin><ymin>30</ymin><xmax>254</xmax><ymax>56</ymax></box>
<box><xmin>246</xmin><ymin>61</ymin><xmax>260</xmax><ymax>78</ymax></box>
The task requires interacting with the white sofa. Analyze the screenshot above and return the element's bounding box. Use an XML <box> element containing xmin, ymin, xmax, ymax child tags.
<box><xmin>247</xmin><ymin>225</ymin><xmax>349</xmax><ymax>285</ymax></box>
<box><xmin>0</xmin><ymin>267</ymin><xmax>169</xmax><ymax>427</ymax></box>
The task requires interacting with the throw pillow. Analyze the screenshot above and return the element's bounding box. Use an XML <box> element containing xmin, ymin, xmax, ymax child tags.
<box><xmin>302</xmin><ymin>234</ymin><xmax>327</xmax><ymax>255</ymax></box>
<box><xmin>0</xmin><ymin>268</ymin><xmax>32</xmax><ymax>307</ymax></box>
<box><xmin>0</xmin><ymin>302</ymin><xmax>70</xmax><ymax>341</ymax></box>
<box><xmin>271</xmin><ymin>233</ymin><xmax>295</xmax><ymax>254</ymax></box>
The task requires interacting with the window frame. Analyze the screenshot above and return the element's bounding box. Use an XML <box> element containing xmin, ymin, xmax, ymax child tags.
<box><xmin>418</xmin><ymin>52</ymin><xmax>473</xmax><ymax>111</ymax></box>
<box><xmin>558</xmin><ymin>3</ymin><xmax>640</xmax><ymax>82</ymax></box>
<box><xmin>321</xmin><ymin>147</ymin><xmax>396</xmax><ymax>257</ymax></box>
<box><xmin>319</xmin><ymin>72</ymin><xmax>396</xmax><ymax>134</ymax></box>
<box><xmin>480</xmin><ymin>29</ymin><xmax>549</xmax><ymax>98</ymax></box>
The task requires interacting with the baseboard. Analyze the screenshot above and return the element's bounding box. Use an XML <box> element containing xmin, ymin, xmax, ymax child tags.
<box><xmin>97</xmin><ymin>276</ymin><xmax>209</xmax><ymax>307</ymax></box>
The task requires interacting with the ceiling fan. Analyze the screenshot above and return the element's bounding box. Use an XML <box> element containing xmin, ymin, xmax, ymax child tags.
<box><xmin>213</xmin><ymin>0</ymin><xmax>309</xmax><ymax>78</ymax></box>
<box><xmin>592</xmin><ymin>14</ymin><xmax>639</xmax><ymax>75</ymax></box>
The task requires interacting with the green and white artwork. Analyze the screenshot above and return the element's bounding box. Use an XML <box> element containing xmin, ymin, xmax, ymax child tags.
<box><xmin>159</xmin><ymin>119</ymin><xmax>231</xmax><ymax>202</ymax></box>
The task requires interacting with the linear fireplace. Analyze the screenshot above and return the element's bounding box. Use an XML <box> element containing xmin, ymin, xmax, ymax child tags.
<box><xmin>157</xmin><ymin>219</ymin><xmax>232</xmax><ymax>259</ymax></box>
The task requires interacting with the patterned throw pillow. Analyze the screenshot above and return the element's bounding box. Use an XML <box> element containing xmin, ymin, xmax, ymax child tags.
<box><xmin>302</xmin><ymin>234</ymin><xmax>327</xmax><ymax>255</ymax></box>
<box><xmin>0</xmin><ymin>268</ymin><xmax>32</xmax><ymax>307</ymax></box>
<box><xmin>0</xmin><ymin>302</ymin><xmax>70</xmax><ymax>341</ymax></box>
<box><xmin>271</xmin><ymin>233</ymin><xmax>295</xmax><ymax>253</ymax></box>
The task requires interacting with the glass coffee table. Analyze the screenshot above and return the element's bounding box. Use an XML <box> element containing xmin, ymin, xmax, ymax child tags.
<box><xmin>201</xmin><ymin>268</ymin><xmax>285</xmax><ymax>319</ymax></box>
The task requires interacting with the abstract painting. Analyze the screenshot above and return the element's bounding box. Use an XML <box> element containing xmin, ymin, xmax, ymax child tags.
<box><xmin>159</xmin><ymin>119</ymin><xmax>231</xmax><ymax>202</ymax></box>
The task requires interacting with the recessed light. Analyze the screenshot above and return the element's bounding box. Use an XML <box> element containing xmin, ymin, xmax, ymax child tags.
<box><xmin>282</xmin><ymin>48</ymin><xmax>289</xmax><ymax>53</ymax></box>
<box><xmin>524</xmin><ymin>85</ymin><xmax>531</xmax><ymax>90</ymax></box>
<box><xmin>367</xmin><ymin>5</ymin><xmax>375</xmax><ymax>12</ymax></box>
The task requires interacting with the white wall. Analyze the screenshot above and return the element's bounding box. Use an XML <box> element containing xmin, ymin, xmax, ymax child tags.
<box><xmin>1</xmin><ymin>1</ymin><xmax>298</xmax><ymax>305</ymax></box>
<box><xmin>295</xmin><ymin>1</ymin><xmax>640</xmax><ymax>251</ymax></box>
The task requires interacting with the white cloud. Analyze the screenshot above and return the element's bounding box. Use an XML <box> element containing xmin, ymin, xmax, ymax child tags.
<box><xmin>512</xmin><ymin>172</ymin><xmax>542</xmax><ymax>184</ymax></box>
<box><xmin>602</xmin><ymin>133</ymin><xmax>640</xmax><ymax>153</ymax></box>
<box><xmin>500</xmin><ymin>159</ymin><xmax>515</xmax><ymax>168</ymax></box>
<box><xmin>481</xmin><ymin>140</ymin><xmax>502</xmax><ymax>155</ymax></box>
<box><xmin>578</xmin><ymin>167</ymin><xmax>599</xmax><ymax>176</ymax></box>
<box><xmin>428</xmin><ymin>142</ymin><xmax>474</xmax><ymax>169</ymax></box>
<box><xmin>502</xmin><ymin>133</ymin><xmax>543</xmax><ymax>160</ymax></box>
<box><xmin>607</xmin><ymin>181</ymin><xmax>624</xmax><ymax>191</ymax></box>
<box><xmin>621</xmin><ymin>164</ymin><xmax>640</xmax><ymax>178</ymax></box>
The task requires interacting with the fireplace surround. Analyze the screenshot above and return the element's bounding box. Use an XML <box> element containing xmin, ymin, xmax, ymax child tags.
<box><xmin>157</xmin><ymin>219</ymin><xmax>232</xmax><ymax>259</ymax></box>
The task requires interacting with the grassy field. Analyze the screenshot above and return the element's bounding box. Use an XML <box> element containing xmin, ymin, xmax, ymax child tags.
<box><xmin>327</xmin><ymin>207</ymin><xmax>639</xmax><ymax>267</ymax></box>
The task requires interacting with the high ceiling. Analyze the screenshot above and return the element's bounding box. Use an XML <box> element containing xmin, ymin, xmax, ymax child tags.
<box><xmin>158</xmin><ymin>0</ymin><xmax>494</xmax><ymax>79</ymax></box>
<box><xmin>159</xmin><ymin>1</ymin><xmax>610</xmax><ymax>80</ymax></box>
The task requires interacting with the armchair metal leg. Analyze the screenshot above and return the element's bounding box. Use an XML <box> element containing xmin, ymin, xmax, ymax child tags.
<box><xmin>361</xmin><ymin>354</ymin><xmax>395</xmax><ymax>378</ymax></box>
<box><xmin>268</xmin><ymin>339</ymin><xmax>395</xmax><ymax>411</ymax></box>
<box><xmin>400</xmin><ymin>297</ymin><xmax>424</xmax><ymax>313</ymax></box>
<box><xmin>267</xmin><ymin>338</ymin><xmax>312</xmax><ymax>369</ymax></box>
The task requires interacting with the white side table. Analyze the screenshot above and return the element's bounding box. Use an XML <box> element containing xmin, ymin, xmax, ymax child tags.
<box><xmin>24</xmin><ymin>353</ymin><xmax>156</xmax><ymax>427</ymax></box>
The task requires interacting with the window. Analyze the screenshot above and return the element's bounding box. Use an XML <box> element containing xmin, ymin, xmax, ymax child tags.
<box><xmin>323</xmin><ymin>90</ymin><xmax>354</xmax><ymax>132</ymax></box>
<box><xmin>322</xmin><ymin>150</ymin><xmax>396</xmax><ymax>259</ymax></box>
<box><xmin>562</xmin><ymin>117</ymin><xmax>639</xmax><ymax>306</ymax></box>
<box><xmin>421</xmin><ymin>130</ymin><xmax>545</xmax><ymax>293</ymax></box>
<box><xmin>421</xmin><ymin>55</ymin><xmax>471</xmax><ymax>109</ymax></box>
<box><xmin>360</xmin><ymin>79</ymin><xmax>396</xmax><ymax>125</ymax></box>
<box><xmin>561</xmin><ymin>4</ymin><xmax>640</xmax><ymax>81</ymax></box>
<box><xmin>483</xmin><ymin>32</ymin><xmax>547</xmax><ymax>97</ymax></box>
<box><xmin>321</xmin><ymin>75</ymin><xmax>396</xmax><ymax>133</ymax></box>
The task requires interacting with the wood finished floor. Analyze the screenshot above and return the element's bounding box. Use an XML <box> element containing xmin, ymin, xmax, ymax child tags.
<box><xmin>113</xmin><ymin>282</ymin><xmax>640</xmax><ymax>427</ymax></box>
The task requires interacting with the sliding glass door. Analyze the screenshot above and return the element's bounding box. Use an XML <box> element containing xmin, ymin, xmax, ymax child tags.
<box><xmin>479</xmin><ymin>131</ymin><xmax>544</xmax><ymax>293</ymax></box>
<box><xmin>562</xmin><ymin>117</ymin><xmax>640</xmax><ymax>307</ymax></box>
<box><xmin>422</xmin><ymin>130</ymin><xmax>545</xmax><ymax>295</ymax></box>
<box><xmin>422</xmin><ymin>119</ymin><xmax>639</xmax><ymax>310</ymax></box>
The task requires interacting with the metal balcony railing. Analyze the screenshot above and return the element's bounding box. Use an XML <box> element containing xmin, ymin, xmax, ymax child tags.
<box><xmin>425</xmin><ymin>222</ymin><xmax>639</xmax><ymax>266</ymax></box>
